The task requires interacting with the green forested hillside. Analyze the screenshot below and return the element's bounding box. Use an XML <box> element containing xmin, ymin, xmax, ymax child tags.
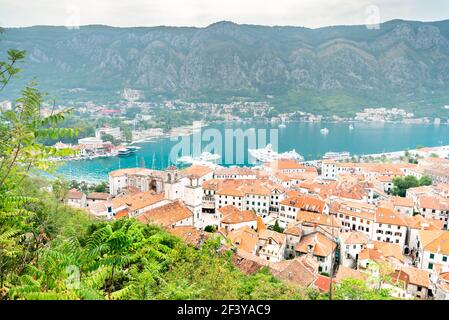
<box><xmin>1</xmin><ymin>20</ymin><xmax>449</xmax><ymax>116</ymax></box>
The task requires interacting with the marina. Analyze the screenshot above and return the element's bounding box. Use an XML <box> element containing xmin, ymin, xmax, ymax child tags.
<box><xmin>56</xmin><ymin>121</ymin><xmax>449</xmax><ymax>182</ymax></box>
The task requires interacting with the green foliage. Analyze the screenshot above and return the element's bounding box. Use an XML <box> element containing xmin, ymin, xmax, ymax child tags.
<box><xmin>392</xmin><ymin>175</ymin><xmax>433</xmax><ymax>197</ymax></box>
<box><xmin>333</xmin><ymin>278</ymin><xmax>393</xmax><ymax>300</ymax></box>
<box><xmin>272</xmin><ymin>220</ymin><xmax>284</xmax><ymax>233</ymax></box>
<box><xmin>204</xmin><ymin>225</ymin><xmax>216</xmax><ymax>233</ymax></box>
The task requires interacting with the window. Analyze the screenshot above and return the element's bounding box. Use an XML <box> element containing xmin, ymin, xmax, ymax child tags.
<box><xmin>428</xmin><ymin>263</ymin><xmax>434</xmax><ymax>270</ymax></box>
<box><xmin>443</xmin><ymin>256</ymin><xmax>447</xmax><ymax>262</ymax></box>
<box><xmin>430</xmin><ymin>253</ymin><xmax>435</xmax><ymax>259</ymax></box>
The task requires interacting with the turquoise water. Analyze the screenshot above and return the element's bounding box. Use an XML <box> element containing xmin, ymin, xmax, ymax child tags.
<box><xmin>57</xmin><ymin>122</ymin><xmax>449</xmax><ymax>182</ymax></box>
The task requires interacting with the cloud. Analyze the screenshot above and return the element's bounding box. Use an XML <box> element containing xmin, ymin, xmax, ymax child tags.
<box><xmin>0</xmin><ymin>0</ymin><xmax>448</xmax><ymax>28</ymax></box>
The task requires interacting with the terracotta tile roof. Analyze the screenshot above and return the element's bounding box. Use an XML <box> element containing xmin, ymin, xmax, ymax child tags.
<box><xmin>281</xmin><ymin>195</ymin><xmax>326</xmax><ymax>213</ymax></box>
<box><xmin>284</xmin><ymin>225</ymin><xmax>302</xmax><ymax>237</ymax></box>
<box><xmin>136</xmin><ymin>201</ymin><xmax>192</xmax><ymax>228</ymax></box>
<box><xmin>214</xmin><ymin>166</ymin><xmax>257</xmax><ymax>176</ymax></box>
<box><xmin>269</xmin><ymin>257</ymin><xmax>317</xmax><ymax>287</ymax></box>
<box><xmin>296</xmin><ymin>211</ymin><xmax>341</xmax><ymax>228</ymax></box>
<box><xmin>114</xmin><ymin>209</ymin><xmax>130</xmax><ymax>219</ymax></box>
<box><xmin>335</xmin><ymin>266</ymin><xmax>367</xmax><ymax>283</ymax></box>
<box><xmin>258</xmin><ymin>229</ymin><xmax>286</xmax><ymax>245</ymax></box>
<box><xmin>405</xmin><ymin>215</ymin><xmax>444</xmax><ymax>230</ymax></box>
<box><xmin>418</xmin><ymin>230</ymin><xmax>449</xmax><ymax>255</ymax></box>
<box><xmin>375</xmin><ymin>207</ymin><xmax>408</xmax><ymax>226</ymax></box>
<box><xmin>419</xmin><ymin>195</ymin><xmax>449</xmax><ymax>211</ymax></box>
<box><xmin>219</xmin><ymin>205</ymin><xmax>258</xmax><ymax>224</ymax></box>
<box><xmin>204</xmin><ymin>179</ymin><xmax>284</xmax><ymax>197</ymax></box>
<box><xmin>88</xmin><ymin>201</ymin><xmax>109</xmax><ymax>215</ymax></box>
<box><xmin>112</xmin><ymin>191</ymin><xmax>166</xmax><ymax>212</ymax></box>
<box><xmin>227</xmin><ymin>226</ymin><xmax>259</xmax><ymax>254</ymax></box>
<box><xmin>181</xmin><ymin>164</ymin><xmax>213</xmax><ymax>178</ymax></box>
<box><xmin>390</xmin><ymin>196</ymin><xmax>414</xmax><ymax>208</ymax></box>
<box><xmin>68</xmin><ymin>188</ymin><xmax>84</xmax><ymax>199</ymax></box>
<box><xmin>167</xmin><ymin>226</ymin><xmax>208</xmax><ymax>247</ymax></box>
<box><xmin>340</xmin><ymin>231</ymin><xmax>369</xmax><ymax>245</ymax></box>
<box><xmin>400</xmin><ymin>266</ymin><xmax>431</xmax><ymax>288</ymax></box>
<box><xmin>257</xmin><ymin>216</ymin><xmax>266</xmax><ymax>231</ymax></box>
<box><xmin>231</xmin><ymin>251</ymin><xmax>265</xmax><ymax>275</ymax></box>
<box><xmin>295</xmin><ymin>232</ymin><xmax>336</xmax><ymax>257</ymax></box>
<box><xmin>264</xmin><ymin>159</ymin><xmax>308</xmax><ymax>171</ymax></box>
<box><xmin>87</xmin><ymin>192</ymin><xmax>111</xmax><ymax>201</ymax></box>
<box><xmin>338</xmin><ymin>207</ymin><xmax>375</xmax><ymax>220</ymax></box>
<box><xmin>359</xmin><ymin>241</ymin><xmax>404</xmax><ymax>263</ymax></box>
<box><xmin>314</xmin><ymin>275</ymin><xmax>331</xmax><ymax>292</ymax></box>
<box><xmin>109</xmin><ymin>167</ymin><xmax>164</xmax><ymax>178</ymax></box>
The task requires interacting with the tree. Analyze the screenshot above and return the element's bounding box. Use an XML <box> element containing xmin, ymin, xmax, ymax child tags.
<box><xmin>419</xmin><ymin>176</ymin><xmax>432</xmax><ymax>186</ymax></box>
<box><xmin>392</xmin><ymin>175</ymin><xmax>433</xmax><ymax>197</ymax></box>
<box><xmin>392</xmin><ymin>175</ymin><xmax>420</xmax><ymax>197</ymax></box>
<box><xmin>273</xmin><ymin>220</ymin><xmax>284</xmax><ymax>233</ymax></box>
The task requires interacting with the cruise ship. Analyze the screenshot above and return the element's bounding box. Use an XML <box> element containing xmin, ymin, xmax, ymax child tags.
<box><xmin>248</xmin><ymin>144</ymin><xmax>304</xmax><ymax>163</ymax></box>
<box><xmin>323</xmin><ymin>151</ymin><xmax>351</xmax><ymax>160</ymax></box>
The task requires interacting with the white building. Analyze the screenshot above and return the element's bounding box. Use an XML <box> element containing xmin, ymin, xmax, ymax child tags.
<box><xmin>340</xmin><ymin>231</ymin><xmax>369</xmax><ymax>268</ymax></box>
<box><xmin>95</xmin><ymin>127</ymin><xmax>122</xmax><ymax>141</ymax></box>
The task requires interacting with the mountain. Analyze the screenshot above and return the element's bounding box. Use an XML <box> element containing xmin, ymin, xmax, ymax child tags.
<box><xmin>2</xmin><ymin>19</ymin><xmax>449</xmax><ymax>116</ymax></box>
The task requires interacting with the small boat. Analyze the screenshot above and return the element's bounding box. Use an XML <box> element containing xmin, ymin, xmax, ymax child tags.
<box><xmin>278</xmin><ymin>123</ymin><xmax>287</xmax><ymax>128</ymax></box>
<box><xmin>320</xmin><ymin>128</ymin><xmax>329</xmax><ymax>135</ymax></box>
<box><xmin>349</xmin><ymin>124</ymin><xmax>354</xmax><ymax>130</ymax></box>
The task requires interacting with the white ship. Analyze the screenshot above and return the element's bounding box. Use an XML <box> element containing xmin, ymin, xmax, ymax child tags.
<box><xmin>349</xmin><ymin>124</ymin><xmax>354</xmax><ymax>130</ymax></box>
<box><xmin>248</xmin><ymin>144</ymin><xmax>304</xmax><ymax>163</ymax></box>
<box><xmin>323</xmin><ymin>151</ymin><xmax>351</xmax><ymax>160</ymax></box>
<box><xmin>320</xmin><ymin>128</ymin><xmax>329</xmax><ymax>135</ymax></box>
<box><xmin>178</xmin><ymin>151</ymin><xmax>220</xmax><ymax>164</ymax></box>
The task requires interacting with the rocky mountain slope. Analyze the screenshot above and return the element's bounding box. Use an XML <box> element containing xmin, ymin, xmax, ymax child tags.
<box><xmin>2</xmin><ymin>19</ymin><xmax>449</xmax><ymax>116</ymax></box>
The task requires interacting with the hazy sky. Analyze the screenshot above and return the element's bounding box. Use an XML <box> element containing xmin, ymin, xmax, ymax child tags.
<box><xmin>1</xmin><ymin>0</ymin><xmax>448</xmax><ymax>28</ymax></box>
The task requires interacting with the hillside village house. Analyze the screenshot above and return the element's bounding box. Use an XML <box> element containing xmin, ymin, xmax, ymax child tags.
<box><xmin>108</xmin><ymin>168</ymin><xmax>165</xmax><ymax>196</ymax></box>
<box><xmin>340</xmin><ymin>231</ymin><xmax>370</xmax><ymax>268</ymax></box>
<box><xmin>67</xmin><ymin>189</ymin><xmax>86</xmax><ymax>208</ymax></box>
<box><xmin>137</xmin><ymin>200</ymin><xmax>193</xmax><ymax>229</ymax></box>
<box><xmin>283</xmin><ymin>225</ymin><xmax>303</xmax><ymax>259</ymax></box>
<box><xmin>373</xmin><ymin>207</ymin><xmax>408</xmax><ymax>249</ymax></box>
<box><xmin>218</xmin><ymin>205</ymin><xmax>258</xmax><ymax>233</ymax></box>
<box><xmin>415</xmin><ymin>230</ymin><xmax>449</xmax><ymax>272</ymax></box>
<box><xmin>295</xmin><ymin>231</ymin><xmax>337</xmax><ymax>275</ymax></box>
<box><xmin>256</xmin><ymin>230</ymin><xmax>287</xmax><ymax>262</ymax></box>
<box><xmin>278</xmin><ymin>195</ymin><xmax>329</xmax><ymax>228</ymax></box>
<box><xmin>86</xmin><ymin>192</ymin><xmax>111</xmax><ymax>207</ymax></box>
<box><xmin>418</xmin><ymin>195</ymin><xmax>449</xmax><ymax>229</ymax></box>
<box><xmin>358</xmin><ymin>241</ymin><xmax>405</xmax><ymax>270</ymax></box>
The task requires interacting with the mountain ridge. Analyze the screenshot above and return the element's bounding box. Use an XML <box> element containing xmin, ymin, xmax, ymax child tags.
<box><xmin>1</xmin><ymin>19</ymin><xmax>449</xmax><ymax>117</ymax></box>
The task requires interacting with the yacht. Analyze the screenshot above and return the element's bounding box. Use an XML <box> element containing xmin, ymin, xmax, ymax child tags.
<box><xmin>177</xmin><ymin>152</ymin><xmax>220</xmax><ymax>164</ymax></box>
<box><xmin>323</xmin><ymin>151</ymin><xmax>351</xmax><ymax>160</ymax></box>
<box><xmin>248</xmin><ymin>144</ymin><xmax>304</xmax><ymax>163</ymax></box>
